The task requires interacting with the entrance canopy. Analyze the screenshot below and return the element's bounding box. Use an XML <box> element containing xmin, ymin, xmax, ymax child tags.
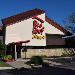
<box><xmin>8</xmin><ymin>40</ymin><xmax>30</xmax><ymax>46</ymax></box>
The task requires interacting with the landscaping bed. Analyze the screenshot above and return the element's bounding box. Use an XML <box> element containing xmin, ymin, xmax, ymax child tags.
<box><xmin>0</xmin><ymin>61</ymin><xmax>11</xmax><ymax>67</ymax></box>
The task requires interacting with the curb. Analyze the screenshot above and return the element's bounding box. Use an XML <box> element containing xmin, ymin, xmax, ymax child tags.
<box><xmin>0</xmin><ymin>67</ymin><xmax>14</xmax><ymax>70</ymax></box>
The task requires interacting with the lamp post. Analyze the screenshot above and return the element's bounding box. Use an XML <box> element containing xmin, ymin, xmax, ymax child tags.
<box><xmin>21</xmin><ymin>40</ymin><xmax>30</xmax><ymax>59</ymax></box>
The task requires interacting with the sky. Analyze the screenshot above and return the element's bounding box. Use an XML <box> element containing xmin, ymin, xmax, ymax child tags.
<box><xmin>0</xmin><ymin>0</ymin><xmax>75</xmax><ymax>26</ymax></box>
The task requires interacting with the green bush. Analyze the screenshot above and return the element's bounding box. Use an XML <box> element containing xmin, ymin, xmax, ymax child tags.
<box><xmin>7</xmin><ymin>55</ymin><xmax>12</xmax><ymax>60</ymax></box>
<box><xmin>3</xmin><ymin>55</ymin><xmax>12</xmax><ymax>62</ymax></box>
<box><xmin>30</xmin><ymin>56</ymin><xmax>43</xmax><ymax>65</ymax></box>
<box><xmin>0</xmin><ymin>54</ymin><xmax>5</xmax><ymax>60</ymax></box>
<box><xmin>4</xmin><ymin>55</ymin><xmax>7</xmax><ymax>61</ymax></box>
<box><xmin>0</xmin><ymin>42</ymin><xmax>6</xmax><ymax>50</ymax></box>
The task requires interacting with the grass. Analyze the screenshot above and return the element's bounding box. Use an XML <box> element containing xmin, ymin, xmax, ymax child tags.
<box><xmin>0</xmin><ymin>61</ymin><xmax>11</xmax><ymax>67</ymax></box>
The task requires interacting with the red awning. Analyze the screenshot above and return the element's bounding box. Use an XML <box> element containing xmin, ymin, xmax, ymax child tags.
<box><xmin>8</xmin><ymin>40</ymin><xmax>30</xmax><ymax>45</ymax></box>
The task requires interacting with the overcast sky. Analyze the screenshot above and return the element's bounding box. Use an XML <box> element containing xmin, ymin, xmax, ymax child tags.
<box><xmin>0</xmin><ymin>0</ymin><xmax>75</xmax><ymax>26</ymax></box>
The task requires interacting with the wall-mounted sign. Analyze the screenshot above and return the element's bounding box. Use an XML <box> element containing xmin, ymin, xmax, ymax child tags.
<box><xmin>32</xmin><ymin>35</ymin><xmax>46</xmax><ymax>40</ymax></box>
<box><xmin>32</xmin><ymin>16</ymin><xmax>45</xmax><ymax>40</ymax></box>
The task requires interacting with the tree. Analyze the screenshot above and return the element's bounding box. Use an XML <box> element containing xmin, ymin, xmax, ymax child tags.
<box><xmin>63</xmin><ymin>12</ymin><xmax>75</xmax><ymax>56</ymax></box>
<box><xmin>64</xmin><ymin>11</ymin><xmax>75</xmax><ymax>34</ymax></box>
<box><xmin>0</xmin><ymin>42</ymin><xmax>7</xmax><ymax>55</ymax></box>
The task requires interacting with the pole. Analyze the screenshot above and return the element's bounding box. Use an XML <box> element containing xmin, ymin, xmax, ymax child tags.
<box><xmin>15</xmin><ymin>45</ymin><xmax>17</xmax><ymax>60</ymax></box>
<box><xmin>25</xmin><ymin>43</ymin><xmax>26</xmax><ymax>59</ymax></box>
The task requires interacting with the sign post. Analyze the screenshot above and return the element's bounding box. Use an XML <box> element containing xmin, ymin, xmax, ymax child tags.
<box><xmin>24</xmin><ymin>40</ymin><xmax>30</xmax><ymax>59</ymax></box>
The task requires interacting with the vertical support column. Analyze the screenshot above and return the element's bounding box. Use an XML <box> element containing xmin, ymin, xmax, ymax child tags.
<box><xmin>25</xmin><ymin>43</ymin><xmax>26</xmax><ymax>59</ymax></box>
<box><xmin>15</xmin><ymin>45</ymin><xmax>17</xmax><ymax>60</ymax></box>
<box><xmin>5</xmin><ymin>45</ymin><xmax>7</xmax><ymax>55</ymax></box>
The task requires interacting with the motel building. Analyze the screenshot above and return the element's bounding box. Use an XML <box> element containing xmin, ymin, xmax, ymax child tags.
<box><xmin>0</xmin><ymin>8</ymin><xmax>73</xmax><ymax>59</ymax></box>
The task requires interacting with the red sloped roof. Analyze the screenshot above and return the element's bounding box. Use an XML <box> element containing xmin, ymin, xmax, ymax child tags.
<box><xmin>45</xmin><ymin>16</ymin><xmax>72</xmax><ymax>35</ymax></box>
<box><xmin>2</xmin><ymin>8</ymin><xmax>44</xmax><ymax>26</ymax></box>
<box><xmin>2</xmin><ymin>8</ymin><xmax>72</xmax><ymax>35</ymax></box>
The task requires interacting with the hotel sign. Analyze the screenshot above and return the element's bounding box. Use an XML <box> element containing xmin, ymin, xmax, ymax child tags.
<box><xmin>32</xmin><ymin>16</ymin><xmax>45</xmax><ymax>40</ymax></box>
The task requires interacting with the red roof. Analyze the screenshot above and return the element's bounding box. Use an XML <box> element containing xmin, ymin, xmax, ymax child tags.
<box><xmin>2</xmin><ymin>9</ymin><xmax>44</xmax><ymax>26</ymax></box>
<box><xmin>2</xmin><ymin>8</ymin><xmax>72</xmax><ymax>35</ymax></box>
<box><xmin>45</xmin><ymin>16</ymin><xmax>72</xmax><ymax>35</ymax></box>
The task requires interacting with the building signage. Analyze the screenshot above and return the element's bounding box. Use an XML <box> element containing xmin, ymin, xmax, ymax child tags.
<box><xmin>32</xmin><ymin>16</ymin><xmax>45</xmax><ymax>40</ymax></box>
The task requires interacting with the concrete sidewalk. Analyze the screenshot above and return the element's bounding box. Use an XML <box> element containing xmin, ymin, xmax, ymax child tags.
<box><xmin>7</xmin><ymin>59</ymin><xmax>31</xmax><ymax>69</ymax></box>
<box><xmin>6</xmin><ymin>59</ymin><xmax>75</xmax><ymax>70</ymax></box>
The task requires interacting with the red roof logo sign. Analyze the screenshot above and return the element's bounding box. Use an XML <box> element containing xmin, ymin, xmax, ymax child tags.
<box><xmin>32</xmin><ymin>16</ymin><xmax>45</xmax><ymax>40</ymax></box>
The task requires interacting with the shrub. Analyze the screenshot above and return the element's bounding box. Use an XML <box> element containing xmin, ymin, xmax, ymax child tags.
<box><xmin>7</xmin><ymin>55</ymin><xmax>12</xmax><ymax>60</ymax></box>
<box><xmin>3</xmin><ymin>55</ymin><xmax>7</xmax><ymax>61</ymax></box>
<box><xmin>0</xmin><ymin>54</ymin><xmax>5</xmax><ymax>60</ymax></box>
<box><xmin>3</xmin><ymin>55</ymin><xmax>12</xmax><ymax>62</ymax></box>
<box><xmin>30</xmin><ymin>56</ymin><xmax>43</xmax><ymax>65</ymax></box>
